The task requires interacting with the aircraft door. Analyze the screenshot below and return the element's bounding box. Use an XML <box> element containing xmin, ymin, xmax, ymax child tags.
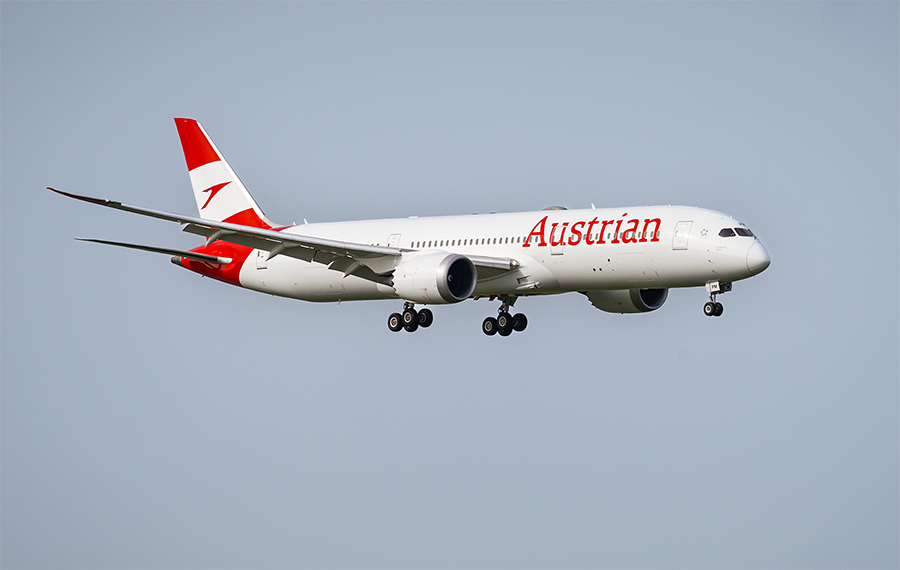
<box><xmin>550</xmin><ymin>224</ymin><xmax>564</xmax><ymax>255</ymax></box>
<box><xmin>387</xmin><ymin>234</ymin><xmax>401</xmax><ymax>248</ymax></box>
<box><xmin>256</xmin><ymin>249</ymin><xmax>267</xmax><ymax>269</ymax></box>
<box><xmin>672</xmin><ymin>221</ymin><xmax>692</xmax><ymax>250</ymax></box>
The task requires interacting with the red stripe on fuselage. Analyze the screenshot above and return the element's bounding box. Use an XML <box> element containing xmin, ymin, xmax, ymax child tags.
<box><xmin>175</xmin><ymin>118</ymin><xmax>220</xmax><ymax>171</ymax></box>
<box><xmin>181</xmin><ymin>241</ymin><xmax>252</xmax><ymax>286</ymax></box>
<box><xmin>180</xmin><ymin>209</ymin><xmax>274</xmax><ymax>285</ymax></box>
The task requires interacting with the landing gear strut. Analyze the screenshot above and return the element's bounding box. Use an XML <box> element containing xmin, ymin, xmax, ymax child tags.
<box><xmin>388</xmin><ymin>302</ymin><xmax>433</xmax><ymax>333</ymax></box>
<box><xmin>703</xmin><ymin>281</ymin><xmax>731</xmax><ymax>317</ymax></box>
<box><xmin>482</xmin><ymin>296</ymin><xmax>527</xmax><ymax>337</ymax></box>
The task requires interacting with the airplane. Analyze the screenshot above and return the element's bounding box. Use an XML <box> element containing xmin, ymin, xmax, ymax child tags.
<box><xmin>50</xmin><ymin>118</ymin><xmax>771</xmax><ymax>336</ymax></box>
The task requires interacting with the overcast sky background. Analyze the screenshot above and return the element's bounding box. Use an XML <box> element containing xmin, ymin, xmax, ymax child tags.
<box><xmin>2</xmin><ymin>2</ymin><xmax>897</xmax><ymax>568</ymax></box>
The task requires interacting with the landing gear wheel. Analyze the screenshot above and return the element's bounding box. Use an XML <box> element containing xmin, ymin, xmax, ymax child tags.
<box><xmin>402</xmin><ymin>308</ymin><xmax>419</xmax><ymax>332</ymax></box>
<box><xmin>388</xmin><ymin>313</ymin><xmax>403</xmax><ymax>332</ymax></box>
<box><xmin>482</xmin><ymin>317</ymin><xmax>499</xmax><ymax>336</ymax></box>
<box><xmin>714</xmin><ymin>302</ymin><xmax>724</xmax><ymax>317</ymax></box>
<box><xmin>512</xmin><ymin>313</ymin><xmax>528</xmax><ymax>332</ymax></box>
<box><xmin>418</xmin><ymin>308</ymin><xmax>433</xmax><ymax>328</ymax></box>
<box><xmin>497</xmin><ymin>312</ymin><xmax>513</xmax><ymax>336</ymax></box>
<box><xmin>703</xmin><ymin>302</ymin><xmax>716</xmax><ymax>317</ymax></box>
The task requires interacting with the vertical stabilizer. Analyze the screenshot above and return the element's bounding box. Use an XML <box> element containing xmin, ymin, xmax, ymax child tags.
<box><xmin>174</xmin><ymin>118</ymin><xmax>275</xmax><ymax>229</ymax></box>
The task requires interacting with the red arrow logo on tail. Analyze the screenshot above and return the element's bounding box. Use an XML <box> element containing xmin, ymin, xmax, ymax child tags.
<box><xmin>201</xmin><ymin>181</ymin><xmax>231</xmax><ymax>210</ymax></box>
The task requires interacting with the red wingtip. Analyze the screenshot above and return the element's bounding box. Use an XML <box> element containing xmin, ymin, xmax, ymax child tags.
<box><xmin>174</xmin><ymin>118</ymin><xmax>220</xmax><ymax>172</ymax></box>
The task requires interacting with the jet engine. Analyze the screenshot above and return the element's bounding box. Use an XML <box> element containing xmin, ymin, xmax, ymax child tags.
<box><xmin>584</xmin><ymin>288</ymin><xmax>668</xmax><ymax>314</ymax></box>
<box><xmin>392</xmin><ymin>252</ymin><xmax>477</xmax><ymax>304</ymax></box>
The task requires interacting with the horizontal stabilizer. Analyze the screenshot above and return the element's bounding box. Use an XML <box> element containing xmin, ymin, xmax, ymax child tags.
<box><xmin>75</xmin><ymin>238</ymin><xmax>233</xmax><ymax>264</ymax></box>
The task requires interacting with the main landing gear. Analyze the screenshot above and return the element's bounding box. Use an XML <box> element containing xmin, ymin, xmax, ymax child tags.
<box><xmin>703</xmin><ymin>281</ymin><xmax>732</xmax><ymax>317</ymax></box>
<box><xmin>482</xmin><ymin>296</ymin><xmax>527</xmax><ymax>337</ymax></box>
<box><xmin>388</xmin><ymin>302</ymin><xmax>433</xmax><ymax>333</ymax></box>
<box><xmin>386</xmin><ymin>297</ymin><xmax>528</xmax><ymax>336</ymax></box>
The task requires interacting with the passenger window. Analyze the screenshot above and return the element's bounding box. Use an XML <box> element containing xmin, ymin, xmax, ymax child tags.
<box><xmin>734</xmin><ymin>228</ymin><xmax>753</xmax><ymax>237</ymax></box>
<box><xmin>718</xmin><ymin>228</ymin><xmax>736</xmax><ymax>237</ymax></box>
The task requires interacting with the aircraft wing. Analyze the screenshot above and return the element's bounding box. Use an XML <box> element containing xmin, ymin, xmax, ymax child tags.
<box><xmin>51</xmin><ymin>188</ymin><xmax>519</xmax><ymax>279</ymax></box>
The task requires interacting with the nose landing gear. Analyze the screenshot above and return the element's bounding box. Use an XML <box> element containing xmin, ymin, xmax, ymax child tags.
<box><xmin>703</xmin><ymin>281</ymin><xmax>731</xmax><ymax>317</ymax></box>
<box><xmin>703</xmin><ymin>300</ymin><xmax>724</xmax><ymax>317</ymax></box>
<box><xmin>482</xmin><ymin>296</ymin><xmax>527</xmax><ymax>337</ymax></box>
<box><xmin>388</xmin><ymin>302</ymin><xmax>434</xmax><ymax>332</ymax></box>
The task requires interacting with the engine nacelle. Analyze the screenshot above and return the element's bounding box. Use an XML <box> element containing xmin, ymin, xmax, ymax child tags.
<box><xmin>392</xmin><ymin>252</ymin><xmax>477</xmax><ymax>304</ymax></box>
<box><xmin>584</xmin><ymin>288</ymin><xmax>668</xmax><ymax>314</ymax></box>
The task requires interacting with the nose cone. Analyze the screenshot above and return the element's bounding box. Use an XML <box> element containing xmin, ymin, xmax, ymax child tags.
<box><xmin>746</xmin><ymin>241</ymin><xmax>771</xmax><ymax>275</ymax></box>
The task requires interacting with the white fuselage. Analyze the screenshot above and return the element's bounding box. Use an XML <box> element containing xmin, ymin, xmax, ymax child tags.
<box><xmin>237</xmin><ymin>205</ymin><xmax>768</xmax><ymax>303</ymax></box>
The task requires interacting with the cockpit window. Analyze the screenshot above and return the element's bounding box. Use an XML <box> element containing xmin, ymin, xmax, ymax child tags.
<box><xmin>718</xmin><ymin>228</ymin><xmax>736</xmax><ymax>237</ymax></box>
<box><xmin>734</xmin><ymin>228</ymin><xmax>754</xmax><ymax>237</ymax></box>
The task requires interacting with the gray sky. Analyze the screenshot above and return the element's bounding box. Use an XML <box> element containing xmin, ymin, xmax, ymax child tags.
<box><xmin>2</xmin><ymin>2</ymin><xmax>897</xmax><ymax>568</ymax></box>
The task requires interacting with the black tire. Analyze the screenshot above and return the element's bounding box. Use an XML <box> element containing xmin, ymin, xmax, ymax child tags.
<box><xmin>418</xmin><ymin>308</ymin><xmax>434</xmax><ymax>328</ymax></box>
<box><xmin>512</xmin><ymin>313</ymin><xmax>528</xmax><ymax>332</ymax></box>
<box><xmin>404</xmin><ymin>318</ymin><xmax>419</xmax><ymax>332</ymax></box>
<box><xmin>703</xmin><ymin>302</ymin><xmax>716</xmax><ymax>317</ymax></box>
<box><xmin>482</xmin><ymin>317</ymin><xmax>498</xmax><ymax>336</ymax></box>
<box><xmin>497</xmin><ymin>312</ymin><xmax>513</xmax><ymax>335</ymax></box>
<box><xmin>714</xmin><ymin>302</ymin><xmax>724</xmax><ymax>317</ymax></box>
<box><xmin>388</xmin><ymin>313</ymin><xmax>403</xmax><ymax>332</ymax></box>
<box><xmin>402</xmin><ymin>308</ymin><xmax>418</xmax><ymax>325</ymax></box>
